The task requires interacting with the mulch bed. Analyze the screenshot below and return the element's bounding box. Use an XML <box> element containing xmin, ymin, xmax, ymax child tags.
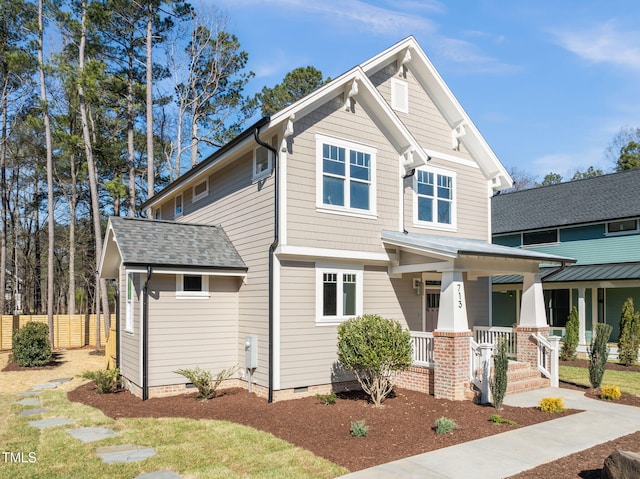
<box><xmin>2</xmin><ymin>352</ymin><xmax>66</xmax><ymax>372</ymax></box>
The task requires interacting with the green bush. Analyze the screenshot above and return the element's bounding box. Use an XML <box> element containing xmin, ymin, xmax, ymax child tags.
<box><xmin>315</xmin><ymin>392</ymin><xmax>337</xmax><ymax>405</ymax></box>
<box><xmin>175</xmin><ymin>365</ymin><xmax>237</xmax><ymax>401</ymax></box>
<box><xmin>490</xmin><ymin>339</ymin><xmax>508</xmax><ymax>409</ymax></box>
<box><xmin>561</xmin><ymin>306</ymin><xmax>580</xmax><ymax>361</ymax></box>
<box><xmin>489</xmin><ymin>414</ymin><xmax>517</xmax><ymax>426</ymax></box>
<box><xmin>12</xmin><ymin>322</ymin><xmax>52</xmax><ymax>367</ymax></box>
<box><xmin>434</xmin><ymin>417</ymin><xmax>459</xmax><ymax>435</ymax></box>
<box><xmin>617</xmin><ymin>298</ymin><xmax>640</xmax><ymax>366</ymax></box>
<box><xmin>350</xmin><ymin>420</ymin><xmax>369</xmax><ymax>437</ymax></box>
<box><xmin>80</xmin><ymin>368</ymin><xmax>120</xmax><ymax>394</ymax></box>
<box><xmin>337</xmin><ymin>314</ymin><xmax>412</xmax><ymax>407</ymax></box>
<box><xmin>589</xmin><ymin>322</ymin><xmax>613</xmax><ymax>389</ymax></box>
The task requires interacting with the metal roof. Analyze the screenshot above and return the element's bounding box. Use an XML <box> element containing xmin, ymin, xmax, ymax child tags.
<box><xmin>492</xmin><ymin>169</ymin><xmax>640</xmax><ymax>234</ymax></box>
<box><xmin>492</xmin><ymin>262</ymin><xmax>640</xmax><ymax>284</ymax></box>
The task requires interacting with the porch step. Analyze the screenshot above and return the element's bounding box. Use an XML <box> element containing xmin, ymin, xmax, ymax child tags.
<box><xmin>505</xmin><ymin>360</ymin><xmax>550</xmax><ymax>395</ymax></box>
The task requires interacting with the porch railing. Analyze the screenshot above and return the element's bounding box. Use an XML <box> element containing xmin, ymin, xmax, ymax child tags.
<box><xmin>473</xmin><ymin>326</ymin><xmax>517</xmax><ymax>358</ymax></box>
<box><xmin>410</xmin><ymin>331</ymin><xmax>434</xmax><ymax>367</ymax></box>
<box><xmin>532</xmin><ymin>333</ymin><xmax>560</xmax><ymax>387</ymax></box>
<box><xmin>470</xmin><ymin>338</ymin><xmax>492</xmax><ymax>404</ymax></box>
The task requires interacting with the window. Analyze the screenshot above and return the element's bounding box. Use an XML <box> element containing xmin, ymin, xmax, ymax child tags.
<box><xmin>414</xmin><ymin>167</ymin><xmax>455</xmax><ymax>228</ymax></box>
<box><xmin>154</xmin><ymin>208</ymin><xmax>161</xmax><ymax>220</ymax></box>
<box><xmin>253</xmin><ymin>146</ymin><xmax>272</xmax><ymax>181</ymax></box>
<box><xmin>522</xmin><ymin>229</ymin><xmax>558</xmax><ymax>245</ymax></box>
<box><xmin>316</xmin><ymin>135</ymin><xmax>376</xmax><ymax>215</ymax></box>
<box><xmin>125</xmin><ymin>273</ymin><xmax>134</xmax><ymax>332</ymax></box>
<box><xmin>391</xmin><ymin>78</ymin><xmax>408</xmax><ymax>113</ymax></box>
<box><xmin>192</xmin><ymin>180</ymin><xmax>208</xmax><ymax>202</ymax></box>
<box><xmin>175</xmin><ymin>194</ymin><xmax>183</xmax><ymax>217</ymax></box>
<box><xmin>607</xmin><ymin>219</ymin><xmax>638</xmax><ymax>235</ymax></box>
<box><xmin>316</xmin><ymin>265</ymin><xmax>362</xmax><ymax>323</ymax></box>
<box><xmin>176</xmin><ymin>274</ymin><xmax>209</xmax><ymax>299</ymax></box>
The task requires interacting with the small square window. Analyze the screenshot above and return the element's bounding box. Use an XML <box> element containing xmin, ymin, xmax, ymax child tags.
<box><xmin>176</xmin><ymin>274</ymin><xmax>209</xmax><ymax>299</ymax></box>
<box><xmin>193</xmin><ymin>180</ymin><xmax>208</xmax><ymax>202</ymax></box>
<box><xmin>253</xmin><ymin>146</ymin><xmax>272</xmax><ymax>181</ymax></box>
<box><xmin>183</xmin><ymin>275</ymin><xmax>202</xmax><ymax>292</ymax></box>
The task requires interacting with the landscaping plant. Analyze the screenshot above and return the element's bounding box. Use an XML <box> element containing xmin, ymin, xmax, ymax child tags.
<box><xmin>350</xmin><ymin>420</ymin><xmax>369</xmax><ymax>437</ymax></box>
<box><xmin>489</xmin><ymin>414</ymin><xmax>517</xmax><ymax>426</ymax></box>
<box><xmin>80</xmin><ymin>368</ymin><xmax>120</xmax><ymax>394</ymax></box>
<box><xmin>490</xmin><ymin>338</ymin><xmax>508</xmax><ymax>409</ymax></box>
<box><xmin>617</xmin><ymin>297</ymin><xmax>640</xmax><ymax>366</ymax></box>
<box><xmin>175</xmin><ymin>365</ymin><xmax>237</xmax><ymax>401</ymax></box>
<box><xmin>561</xmin><ymin>306</ymin><xmax>580</xmax><ymax>361</ymax></box>
<box><xmin>589</xmin><ymin>322</ymin><xmax>613</xmax><ymax>389</ymax></box>
<box><xmin>337</xmin><ymin>314</ymin><xmax>412</xmax><ymax>407</ymax></box>
<box><xmin>12</xmin><ymin>321</ymin><xmax>52</xmax><ymax>367</ymax></box>
<box><xmin>538</xmin><ymin>397</ymin><xmax>566</xmax><ymax>413</ymax></box>
<box><xmin>315</xmin><ymin>392</ymin><xmax>337</xmax><ymax>405</ymax></box>
<box><xmin>434</xmin><ymin>417</ymin><xmax>459</xmax><ymax>435</ymax></box>
<box><xmin>600</xmin><ymin>385</ymin><xmax>622</xmax><ymax>401</ymax></box>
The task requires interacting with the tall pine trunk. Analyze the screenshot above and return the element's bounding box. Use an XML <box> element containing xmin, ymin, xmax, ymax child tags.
<box><xmin>146</xmin><ymin>3</ymin><xmax>154</xmax><ymax>214</ymax></box>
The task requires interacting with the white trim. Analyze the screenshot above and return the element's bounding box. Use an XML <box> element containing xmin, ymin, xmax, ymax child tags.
<box><xmin>315</xmin><ymin>206</ymin><xmax>378</xmax><ymax>220</ymax></box>
<box><xmin>151</xmin><ymin>268</ymin><xmax>246</xmax><ymax>278</ymax></box>
<box><xmin>391</xmin><ymin>77</ymin><xmax>409</xmax><ymax>113</ymax></box>
<box><xmin>389</xmin><ymin>261</ymin><xmax>451</xmax><ymax>275</ymax></box>
<box><xmin>125</xmin><ymin>272</ymin><xmax>134</xmax><ymax>333</ymax></box>
<box><xmin>192</xmin><ymin>179</ymin><xmax>209</xmax><ymax>203</ymax></box>
<box><xmin>175</xmin><ymin>274</ymin><xmax>210</xmax><ymax>299</ymax></box>
<box><xmin>424</xmin><ymin>148</ymin><xmax>479</xmax><ymax>169</ymax></box>
<box><xmin>280</xmin><ymin>144</ymin><xmax>288</xmax><ymax>246</ymax></box>
<box><xmin>315</xmin><ymin>133</ymin><xmax>377</xmax><ymax>217</ymax></box>
<box><xmin>273</xmin><ymin>255</ymin><xmax>281</xmax><ymax>389</ymax></box>
<box><xmin>277</xmin><ymin>244</ymin><xmax>393</xmax><ymax>263</ymax></box>
<box><xmin>315</xmin><ymin>263</ymin><xmax>363</xmax><ymax>325</ymax></box>
<box><xmin>413</xmin><ymin>165</ymin><xmax>457</xmax><ymax>230</ymax></box>
<box><xmin>175</xmin><ymin>194</ymin><xmax>183</xmax><ymax>218</ymax></box>
<box><xmin>252</xmin><ymin>145</ymin><xmax>273</xmax><ymax>182</ymax></box>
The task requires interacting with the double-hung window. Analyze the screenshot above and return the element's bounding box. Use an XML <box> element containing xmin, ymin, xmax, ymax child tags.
<box><xmin>317</xmin><ymin>135</ymin><xmax>376</xmax><ymax>216</ymax></box>
<box><xmin>175</xmin><ymin>194</ymin><xmax>183</xmax><ymax>217</ymax></box>
<box><xmin>414</xmin><ymin>167</ymin><xmax>455</xmax><ymax>229</ymax></box>
<box><xmin>316</xmin><ymin>265</ymin><xmax>363</xmax><ymax>324</ymax></box>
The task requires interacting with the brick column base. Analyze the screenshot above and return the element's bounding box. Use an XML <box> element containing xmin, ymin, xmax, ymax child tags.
<box><xmin>433</xmin><ymin>330</ymin><xmax>473</xmax><ymax>401</ymax></box>
<box><xmin>516</xmin><ymin>326</ymin><xmax>549</xmax><ymax>368</ymax></box>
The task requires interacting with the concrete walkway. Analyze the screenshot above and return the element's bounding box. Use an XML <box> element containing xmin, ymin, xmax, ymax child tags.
<box><xmin>337</xmin><ymin>387</ymin><xmax>640</xmax><ymax>479</ymax></box>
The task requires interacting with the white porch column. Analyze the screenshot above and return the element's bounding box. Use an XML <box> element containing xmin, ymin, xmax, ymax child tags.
<box><xmin>436</xmin><ymin>270</ymin><xmax>469</xmax><ymax>331</ymax></box>
<box><xmin>578</xmin><ymin>287</ymin><xmax>586</xmax><ymax>345</ymax></box>
<box><xmin>519</xmin><ymin>272</ymin><xmax>548</xmax><ymax>328</ymax></box>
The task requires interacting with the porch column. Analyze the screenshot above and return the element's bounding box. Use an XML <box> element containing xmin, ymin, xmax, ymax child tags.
<box><xmin>433</xmin><ymin>270</ymin><xmax>472</xmax><ymax>401</ymax></box>
<box><xmin>516</xmin><ymin>272</ymin><xmax>549</xmax><ymax>367</ymax></box>
<box><xmin>578</xmin><ymin>287</ymin><xmax>586</xmax><ymax>345</ymax></box>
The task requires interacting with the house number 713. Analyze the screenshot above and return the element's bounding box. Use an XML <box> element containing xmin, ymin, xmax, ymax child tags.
<box><xmin>457</xmin><ymin>284</ymin><xmax>463</xmax><ymax>308</ymax></box>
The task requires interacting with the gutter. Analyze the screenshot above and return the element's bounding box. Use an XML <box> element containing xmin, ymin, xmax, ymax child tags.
<box><xmin>253</xmin><ymin>127</ymin><xmax>278</xmax><ymax>404</ymax></box>
<box><xmin>142</xmin><ymin>266</ymin><xmax>153</xmax><ymax>401</ymax></box>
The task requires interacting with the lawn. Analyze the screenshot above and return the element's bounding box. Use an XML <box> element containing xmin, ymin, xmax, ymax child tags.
<box><xmin>559</xmin><ymin>365</ymin><xmax>640</xmax><ymax>397</ymax></box>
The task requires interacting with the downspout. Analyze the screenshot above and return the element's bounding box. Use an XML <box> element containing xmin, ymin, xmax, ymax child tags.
<box><xmin>254</xmin><ymin>126</ymin><xmax>278</xmax><ymax>403</ymax></box>
<box><xmin>114</xmin><ymin>280</ymin><xmax>120</xmax><ymax>369</ymax></box>
<box><xmin>142</xmin><ymin>266</ymin><xmax>153</xmax><ymax>401</ymax></box>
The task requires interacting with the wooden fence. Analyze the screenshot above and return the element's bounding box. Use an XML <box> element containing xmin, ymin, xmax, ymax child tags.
<box><xmin>0</xmin><ymin>314</ymin><xmax>115</xmax><ymax>351</ymax></box>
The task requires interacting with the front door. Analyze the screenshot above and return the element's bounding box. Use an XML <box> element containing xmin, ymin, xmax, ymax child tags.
<box><xmin>425</xmin><ymin>289</ymin><xmax>440</xmax><ymax>332</ymax></box>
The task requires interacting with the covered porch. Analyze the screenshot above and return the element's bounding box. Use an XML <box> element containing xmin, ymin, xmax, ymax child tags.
<box><xmin>382</xmin><ymin>230</ymin><xmax>574</xmax><ymax>401</ymax></box>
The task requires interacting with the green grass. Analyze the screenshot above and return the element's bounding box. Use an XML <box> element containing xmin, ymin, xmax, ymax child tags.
<box><xmin>0</xmin><ymin>390</ymin><xmax>347</xmax><ymax>479</ymax></box>
<box><xmin>559</xmin><ymin>365</ymin><xmax>640</xmax><ymax>397</ymax></box>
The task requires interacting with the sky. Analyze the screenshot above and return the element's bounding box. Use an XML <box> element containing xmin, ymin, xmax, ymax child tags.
<box><xmin>205</xmin><ymin>0</ymin><xmax>640</xmax><ymax>181</ymax></box>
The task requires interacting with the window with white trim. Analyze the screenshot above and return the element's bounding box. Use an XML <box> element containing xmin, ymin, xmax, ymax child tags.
<box><xmin>414</xmin><ymin>167</ymin><xmax>455</xmax><ymax>227</ymax></box>
<box><xmin>253</xmin><ymin>146</ymin><xmax>272</xmax><ymax>181</ymax></box>
<box><xmin>316</xmin><ymin>265</ymin><xmax>363</xmax><ymax>323</ymax></box>
<box><xmin>125</xmin><ymin>273</ymin><xmax>134</xmax><ymax>332</ymax></box>
<box><xmin>175</xmin><ymin>194</ymin><xmax>183</xmax><ymax>217</ymax></box>
<box><xmin>391</xmin><ymin>78</ymin><xmax>408</xmax><ymax>113</ymax></box>
<box><xmin>607</xmin><ymin>219</ymin><xmax>638</xmax><ymax>235</ymax></box>
<box><xmin>176</xmin><ymin>274</ymin><xmax>209</xmax><ymax>299</ymax></box>
<box><xmin>192</xmin><ymin>180</ymin><xmax>208</xmax><ymax>202</ymax></box>
<box><xmin>317</xmin><ymin>135</ymin><xmax>376</xmax><ymax>215</ymax></box>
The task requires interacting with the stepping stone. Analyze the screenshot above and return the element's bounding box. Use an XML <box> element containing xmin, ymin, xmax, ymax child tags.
<box><xmin>29</xmin><ymin>418</ymin><xmax>75</xmax><ymax>429</ymax></box>
<box><xmin>135</xmin><ymin>471</ymin><xmax>183</xmax><ymax>479</ymax></box>
<box><xmin>96</xmin><ymin>444</ymin><xmax>156</xmax><ymax>464</ymax></box>
<box><xmin>67</xmin><ymin>427</ymin><xmax>119</xmax><ymax>443</ymax></box>
<box><xmin>18</xmin><ymin>408</ymin><xmax>49</xmax><ymax>417</ymax></box>
<box><xmin>18</xmin><ymin>391</ymin><xmax>41</xmax><ymax>397</ymax></box>
<box><xmin>16</xmin><ymin>398</ymin><xmax>40</xmax><ymax>406</ymax></box>
<box><xmin>48</xmin><ymin>377</ymin><xmax>73</xmax><ymax>384</ymax></box>
<box><xmin>32</xmin><ymin>383</ymin><xmax>57</xmax><ymax>390</ymax></box>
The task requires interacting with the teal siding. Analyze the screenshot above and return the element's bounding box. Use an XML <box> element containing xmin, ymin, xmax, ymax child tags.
<box><xmin>560</xmin><ymin>224</ymin><xmax>605</xmax><ymax>242</ymax></box>
<box><xmin>493</xmin><ymin>234</ymin><xmax>520</xmax><ymax>248</ymax></box>
<box><xmin>522</xmin><ymin>234</ymin><xmax>640</xmax><ymax>265</ymax></box>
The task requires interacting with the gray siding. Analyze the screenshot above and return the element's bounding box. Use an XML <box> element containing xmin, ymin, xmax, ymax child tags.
<box><xmin>119</xmin><ymin>266</ymin><xmax>140</xmax><ymax>386</ymax></box>
<box><xmin>464</xmin><ymin>276</ymin><xmax>491</xmax><ymax>328</ymax></box>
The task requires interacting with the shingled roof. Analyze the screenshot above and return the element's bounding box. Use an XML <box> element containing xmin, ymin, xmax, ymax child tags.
<box><xmin>492</xmin><ymin>169</ymin><xmax>640</xmax><ymax>234</ymax></box>
<box><xmin>101</xmin><ymin>217</ymin><xmax>246</xmax><ymax>275</ymax></box>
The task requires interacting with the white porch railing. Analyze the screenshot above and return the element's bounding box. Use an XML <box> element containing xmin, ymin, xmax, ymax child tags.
<box><xmin>533</xmin><ymin>333</ymin><xmax>560</xmax><ymax>387</ymax></box>
<box><xmin>473</xmin><ymin>326</ymin><xmax>517</xmax><ymax>358</ymax></box>
<box><xmin>470</xmin><ymin>338</ymin><xmax>493</xmax><ymax>404</ymax></box>
<box><xmin>410</xmin><ymin>331</ymin><xmax>434</xmax><ymax>367</ymax></box>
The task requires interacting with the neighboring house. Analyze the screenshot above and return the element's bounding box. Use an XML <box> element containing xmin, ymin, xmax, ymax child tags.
<box><xmin>100</xmin><ymin>36</ymin><xmax>571</xmax><ymax>402</ymax></box>
<box><xmin>492</xmin><ymin>168</ymin><xmax>640</xmax><ymax>347</ymax></box>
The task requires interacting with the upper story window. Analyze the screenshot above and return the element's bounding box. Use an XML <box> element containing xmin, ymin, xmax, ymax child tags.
<box><xmin>607</xmin><ymin>219</ymin><xmax>638</xmax><ymax>235</ymax></box>
<box><xmin>154</xmin><ymin>208</ymin><xmax>161</xmax><ymax>220</ymax></box>
<box><xmin>522</xmin><ymin>229</ymin><xmax>558</xmax><ymax>246</ymax></box>
<box><xmin>315</xmin><ymin>264</ymin><xmax>363</xmax><ymax>324</ymax></box>
<box><xmin>175</xmin><ymin>194</ymin><xmax>183</xmax><ymax>217</ymax></box>
<box><xmin>253</xmin><ymin>146</ymin><xmax>272</xmax><ymax>182</ymax></box>
<box><xmin>192</xmin><ymin>179</ymin><xmax>208</xmax><ymax>202</ymax></box>
<box><xmin>316</xmin><ymin>134</ymin><xmax>376</xmax><ymax>217</ymax></box>
<box><xmin>414</xmin><ymin>167</ymin><xmax>455</xmax><ymax>229</ymax></box>
<box><xmin>391</xmin><ymin>78</ymin><xmax>408</xmax><ymax>113</ymax></box>
<box><xmin>176</xmin><ymin>274</ymin><xmax>209</xmax><ymax>299</ymax></box>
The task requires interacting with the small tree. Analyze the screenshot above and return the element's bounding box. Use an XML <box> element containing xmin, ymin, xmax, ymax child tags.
<box><xmin>337</xmin><ymin>314</ymin><xmax>412</xmax><ymax>406</ymax></box>
<box><xmin>589</xmin><ymin>322</ymin><xmax>613</xmax><ymax>389</ymax></box>
<box><xmin>561</xmin><ymin>306</ymin><xmax>579</xmax><ymax>361</ymax></box>
<box><xmin>12</xmin><ymin>322</ymin><xmax>52</xmax><ymax>367</ymax></box>
<box><xmin>490</xmin><ymin>339</ymin><xmax>508</xmax><ymax>409</ymax></box>
<box><xmin>617</xmin><ymin>297</ymin><xmax>640</xmax><ymax>366</ymax></box>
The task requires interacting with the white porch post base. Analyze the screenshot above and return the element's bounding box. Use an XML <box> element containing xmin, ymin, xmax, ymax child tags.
<box><xmin>436</xmin><ymin>270</ymin><xmax>469</xmax><ymax>332</ymax></box>
<box><xmin>519</xmin><ymin>272</ymin><xmax>547</xmax><ymax>328</ymax></box>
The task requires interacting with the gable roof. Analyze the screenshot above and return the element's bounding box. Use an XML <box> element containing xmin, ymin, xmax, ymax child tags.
<box><xmin>492</xmin><ymin>168</ymin><xmax>640</xmax><ymax>234</ymax></box>
<box><xmin>100</xmin><ymin>217</ymin><xmax>246</xmax><ymax>278</ymax></box>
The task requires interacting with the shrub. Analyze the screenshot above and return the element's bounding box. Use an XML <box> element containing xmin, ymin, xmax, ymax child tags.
<box><xmin>490</xmin><ymin>338</ymin><xmax>508</xmax><ymax>409</ymax></box>
<box><xmin>600</xmin><ymin>385</ymin><xmax>622</xmax><ymax>401</ymax></box>
<box><xmin>12</xmin><ymin>322</ymin><xmax>52</xmax><ymax>367</ymax></box>
<box><xmin>538</xmin><ymin>397</ymin><xmax>565</xmax><ymax>413</ymax></box>
<box><xmin>617</xmin><ymin>298</ymin><xmax>640</xmax><ymax>366</ymax></box>
<box><xmin>80</xmin><ymin>368</ymin><xmax>120</xmax><ymax>394</ymax></box>
<box><xmin>316</xmin><ymin>392</ymin><xmax>337</xmax><ymax>405</ymax></box>
<box><xmin>589</xmin><ymin>322</ymin><xmax>613</xmax><ymax>389</ymax></box>
<box><xmin>337</xmin><ymin>314</ymin><xmax>412</xmax><ymax>407</ymax></box>
<box><xmin>561</xmin><ymin>306</ymin><xmax>580</xmax><ymax>361</ymax></box>
<box><xmin>175</xmin><ymin>365</ymin><xmax>237</xmax><ymax>401</ymax></box>
<box><xmin>489</xmin><ymin>414</ymin><xmax>517</xmax><ymax>426</ymax></box>
<box><xmin>434</xmin><ymin>417</ymin><xmax>459</xmax><ymax>435</ymax></box>
<box><xmin>350</xmin><ymin>420</ymin><xmax>368</xmax><ymax>437</ymax></box>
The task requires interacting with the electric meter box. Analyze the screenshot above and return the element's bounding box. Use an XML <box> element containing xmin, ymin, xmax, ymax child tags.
<box><xmin>245</xmin><ymin>335</ymin><xmax>258</xmax><ymax>369</ymax></box>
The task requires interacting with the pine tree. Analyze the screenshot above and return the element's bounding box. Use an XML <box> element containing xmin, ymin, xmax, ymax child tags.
<box><xmin>589</xmin><ymin>322</ymin><xmax>612</xmax><ymax>389</ymax></box>
<box><xmin>618</xmin><ymin>298</ymin><xmax>640</xmax><ymax>366</ymax></box>
<box><xmin>561</xmin><ymin>306</ymin><xmax>579</xmax><ymax>361</ymax></box>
